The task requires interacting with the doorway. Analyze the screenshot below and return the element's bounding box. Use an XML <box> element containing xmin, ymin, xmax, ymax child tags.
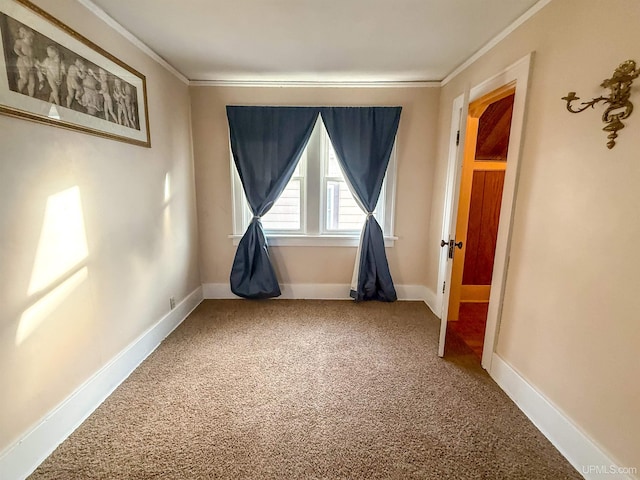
<box><xmin>447</xmin><ymin>87</ymin><xmax>515</xmax><ymax>360</ymax></box>
<box><xmin>436</xmin><ymin>53</ymin><xmax>533</xmax><ymax>371</ymax></box>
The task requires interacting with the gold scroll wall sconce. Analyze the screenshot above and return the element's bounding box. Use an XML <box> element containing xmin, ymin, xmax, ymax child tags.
<box><xmin>562</xmin><ymin>59</ymin><xmax>639</xmax><ymax>149</ymax></box>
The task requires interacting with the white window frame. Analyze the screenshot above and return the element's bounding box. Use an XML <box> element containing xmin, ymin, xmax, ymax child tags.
<box><xmin>230</xmin><ymin>118</ymin><xmax>398</xmax><ymax>247</ymax></box>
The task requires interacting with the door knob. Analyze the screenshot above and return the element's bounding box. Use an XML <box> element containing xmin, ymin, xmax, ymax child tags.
<box><xmin>442</xmin><ymin>239</ymin><xmax>463</xmax><ymax>259</ymax></box>
<box><xmin>441</xmin><ymin>239</ymin><xmax>463</xmax><ymax>248</ymax></box>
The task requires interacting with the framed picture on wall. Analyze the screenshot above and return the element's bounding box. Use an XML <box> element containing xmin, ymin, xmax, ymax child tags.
<box><xmin>0</xmin><ymin>0</ymin><xmax>150</xmax><ymax>147</ymax></box>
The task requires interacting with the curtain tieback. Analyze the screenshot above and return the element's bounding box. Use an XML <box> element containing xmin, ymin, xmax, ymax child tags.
<box><xmin>366</xmin><ymin>212</ymin><xmax>374</xmax><ymax>218</ymax></box>
<box><xmin>253</xmin><ymin>215</ymin><xmax>261</xmax><ymax>220</ymax></box>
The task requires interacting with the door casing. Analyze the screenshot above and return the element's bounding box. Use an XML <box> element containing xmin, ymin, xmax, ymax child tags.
<box><xmin>437</xmin><ymin>53</ymin><xmax>534</xmax><ymax>370</ymax></box>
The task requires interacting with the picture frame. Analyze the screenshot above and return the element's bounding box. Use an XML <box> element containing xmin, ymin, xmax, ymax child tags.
<box><xmin>0</xmin><ymin>0</ymin><xmax>150</xmax><ymax>147</ymax></box>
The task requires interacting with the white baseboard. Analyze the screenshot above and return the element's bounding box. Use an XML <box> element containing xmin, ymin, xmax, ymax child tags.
<box><xmin>393</xmin><ymin>284</ymin><xmax>428</xmax><ymax>302</ymax></box>
<box><xmin>0</xmin><ymin>286</ymin><xmax>204</xmax><ymax>480</ymax></box>
<box><xmin>490</xmin><ymin>354</ymin><xmax>636</xmax><ymax>480</ymax></box>
<box><xmin>203</xmin><ymin>282</ymin><xmax>349</xmax><ymax>299</ymax></box>
<box><xmin>203</xmin><ymin>282</ymin><xmax>433</xmax><ymax>302</ymax></box>
<box><xmin>422</xmin><ymin>287</ymin><xmax>439</xmax><ymax>317</ymax></box>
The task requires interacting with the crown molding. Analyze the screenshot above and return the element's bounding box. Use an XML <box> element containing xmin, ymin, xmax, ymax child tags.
<box><xmin>441</xmin><ymin>0</ymin><xmax>552</xmax><ymax>86</ymax></box>
<box><xmin>77</xmin><ymin>0</ymin><xmax>551</xmax><ymax>89</ymax></box>
<box><xmin>76</xmin><ymin>0</ymin><xmax>189</xmax><ymax>85</ymax></box>
<box><xmin>189</xmin><ymin>79</ymin><xmax>441</xmax><ymax>88</ymax></box>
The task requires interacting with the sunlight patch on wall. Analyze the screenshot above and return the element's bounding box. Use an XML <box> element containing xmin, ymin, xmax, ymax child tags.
<box><xmin>27</xmin><ymin>186</ymin><xmax>88</xmax><ymax>295</ymax></box>
<box><xmin>17</xmin><ymin>186</ymin><xmax>89</xmax><ymax>345</ymax></box>
<box><xmin>164</xmin><ymin>172</ymin><xmax>171</xmax><ymax>203</ymax></box>
<box><xmin>164</xmin><ymin>172</ymin><xmax>172</xmax><ymax>234</ymax></box>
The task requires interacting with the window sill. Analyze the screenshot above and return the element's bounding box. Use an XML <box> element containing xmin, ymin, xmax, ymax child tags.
<box><xmin>228</xmin><ymin>234</ymin><xmax>397</xmax><ymax>247</ymax></box>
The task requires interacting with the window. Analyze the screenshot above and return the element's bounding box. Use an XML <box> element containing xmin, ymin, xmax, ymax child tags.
<box><xmin>322</xmin><ymin>133</ymin><xmax>384</xmax><ymax>233</ymax></box>
<box><xmin>231</xmin><ymin>118</ymin><xmax>396</xmax><ymax>246</ymax></box>
<box><xmin>261</xmin><ymin>158</ymin><xmax>305</xmax><ymax>232</ymax></box>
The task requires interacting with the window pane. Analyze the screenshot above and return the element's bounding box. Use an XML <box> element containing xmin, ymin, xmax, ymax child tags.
<box><xmin>293</xmin><ymin>150</ymin><xmax>304</xmax><ymax>176</ymax></box>
<box><xmin>261</xmin><ymin>179</ymin><xmax>301</xmax><ymax>230</ymax></box>
<box><xmin>326</xmin><ymin>142</ymin><xmax>343</xmax><ymax>177</ymax></box>
<box><xmin>325</xmin><ymin>180</ymin><xmax>366</xmax><ymax>231</ymax></box>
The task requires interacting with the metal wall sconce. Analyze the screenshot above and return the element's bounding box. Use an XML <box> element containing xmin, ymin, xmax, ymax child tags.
<box><xmin>562</xmin><ymin>59</ymin><xmax>639</xmax><ymax>149</ymax></box>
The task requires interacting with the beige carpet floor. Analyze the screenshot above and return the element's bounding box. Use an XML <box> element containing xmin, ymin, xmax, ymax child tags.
<box><xmin>30</xmin><ymin>300</ymin><xmax>582</xmax><ymax>479</ymax></box>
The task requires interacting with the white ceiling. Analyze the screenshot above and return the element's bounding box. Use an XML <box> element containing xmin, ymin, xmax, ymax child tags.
<box><xmin>87</xmin><ymin>0</ymin><xmax>542</xmax><ymax>83</ymax></box>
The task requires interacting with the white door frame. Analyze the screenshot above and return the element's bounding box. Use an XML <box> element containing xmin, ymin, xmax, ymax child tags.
<box><xmin>437</xmin><ymin>53</ymin><xmax>534</xmax><ymax>370</ymax></box>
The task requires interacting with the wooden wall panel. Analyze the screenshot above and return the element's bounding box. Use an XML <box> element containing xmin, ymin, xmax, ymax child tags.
<box><xmin>475</xmin><ymin>94</ymin><xmax>514</xmax><ymax>161</ymax></box>
<box><xmin>462</xmin><ymin>170</ymin><xmax>505</xmax><ymax>285</ymax></box>
<box><xmin>463</xmin><ymin>171</ymin><xmax>486</xmax><ymax>284</ymax></box>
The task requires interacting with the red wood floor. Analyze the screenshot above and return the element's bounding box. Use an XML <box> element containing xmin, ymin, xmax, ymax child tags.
<box><xmin>447</xmin><ymin>302</ymin><xmax>489</xmax><ymax>360</ymax></box>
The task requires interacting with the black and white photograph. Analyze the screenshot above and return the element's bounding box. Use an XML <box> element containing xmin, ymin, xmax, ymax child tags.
<box><xmin>0</xmin><ymin>0</ymin><xmax>150</xmax><ymax>147</ymax></box>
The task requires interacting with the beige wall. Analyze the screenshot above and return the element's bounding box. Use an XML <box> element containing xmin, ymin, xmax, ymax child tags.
<box><xmin>429</xmin><ymin>0</ymin><xmax>640</xmax><ymax>468</ymax></box>
<box><xmin>3</xmin><ymin>0</ymin><xmax>637</xmax><ymax>471</ymax></box>
<box><xmin>191</xmin><ymin>86</ymin><xmax>440</xmax><ymax>287</ymax></box>
<box><xmin>0</xmin><ymin>0</ymin><xmax>200</xmax><ymax>453</ymax></box>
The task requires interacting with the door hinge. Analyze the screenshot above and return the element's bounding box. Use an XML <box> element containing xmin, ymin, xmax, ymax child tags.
<box><xmin>456</xmin><ymin>130</ymin><xmax>460</xmax><ymax>146</ymax></box>
<box><xmin>442</xmin><ymin>281</ymin><xmax>446</xmax><ymax>294</ymax></box>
